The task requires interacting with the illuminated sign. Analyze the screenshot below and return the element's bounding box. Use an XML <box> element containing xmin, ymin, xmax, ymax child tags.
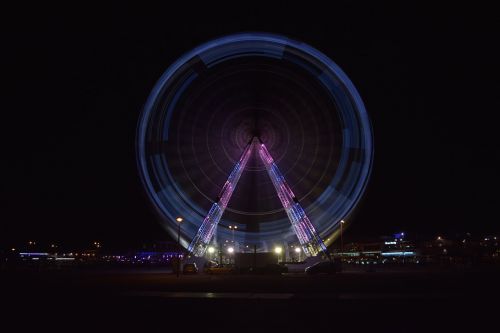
<box><xmin>381</xmin><ymin>251</ymin><xmax>415</xmax><ymax>256</ymax></box>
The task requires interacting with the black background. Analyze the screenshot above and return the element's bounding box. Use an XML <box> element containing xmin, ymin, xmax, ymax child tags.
<box><xmin>2</xmin><ymin>2</ymin><xmax>499</xmax><ymax>249</ymax></box>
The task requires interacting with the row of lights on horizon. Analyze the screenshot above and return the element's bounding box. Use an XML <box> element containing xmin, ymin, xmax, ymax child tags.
<box><xmin>10</xmin><ymin>240</ymin><xmax>101</xmax><ymax>252</ymax></box>
<box><xmin>21</xmin><ymin>216</ymin><xmax>495</xmax><ymax>254</ymax></box>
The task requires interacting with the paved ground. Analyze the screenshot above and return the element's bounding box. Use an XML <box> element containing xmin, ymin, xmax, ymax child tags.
<box><xmin>2</xmin><ymin>266</ymin><xmax>499</xmax><ymax>332</ymax></box>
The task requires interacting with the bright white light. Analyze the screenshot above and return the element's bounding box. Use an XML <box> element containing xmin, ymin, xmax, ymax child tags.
<box><xmin>274</xmin><ymin>247</ymin><xmax>282</xmax><ymax>254</ymax></box>
<box><xmin>227</xmin><ymin>247</ymin><xmax>234</xmax><ymax>253</ymax></box>
<box><xmin>176</xmin><ymin>217</ymin><xmax>183</xmax><ymax>222</ymax></box>
<box><xmin>341</xmin><ymin>220</ymin><xmax>345</xmax><ymax>224</ymax></box>
<box><xmin>294</xmin><ymin>247</ymin><xmax>301</xmax><ymax>253</ymax></box>
<box><xmin>208</xmin><ymin>246</ymin><xmax>215</xmax><ymax>254</ymax></box>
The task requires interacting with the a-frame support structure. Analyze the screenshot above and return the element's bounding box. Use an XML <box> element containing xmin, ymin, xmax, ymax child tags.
<box><xmin>188</xmin><ymin>137</ymin><xmax>327</xmax><ymax>257</ymax></box>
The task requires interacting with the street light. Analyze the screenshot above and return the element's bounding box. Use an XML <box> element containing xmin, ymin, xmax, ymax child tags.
<box><xmin>208</xmin><ymin>246</ymin><xmax>215</xmax><ymax>254</ymax></box>
<box><xmin>227</xmin><ymin>246</ymin><xmax>234</xmax><ymax>264</ymax></box>
<box><xmin>229</xmin><ymin>225</ymin><xmax>238</xmax><ymax>252</ymax></box>
<box><xmin>227</xmin><ymin>246</ymin><xmax>234</xmax><ymax>262</ymax></box>
<box><xmin>294</xmin><ymin>247</ymin><xmax>301</xmax><ymax>262</ymax></box>
<box><xmin>229</xmin><ymin>225</ymin><xmax>238</xmax><ymax>243</ymax></box>
<box><xmin>340</xmin><ymin>220</ymin><xmax>345</xmax><ymax>260</ymax></box>
<box><xmin>176</xmin><ymin>217</ymin><xmax>183</xmax><ymax>277</ymax></box>
<box><xmin>274</xmin><ymin>246</ymin><xmax>282</xmax><ymax>263</ymax></box>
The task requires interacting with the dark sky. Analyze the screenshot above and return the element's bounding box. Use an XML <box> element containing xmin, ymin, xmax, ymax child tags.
<box><xmin>2</xmin><ymin>3</ymin><xmax>499</xmax><ymax>248</ymax></box>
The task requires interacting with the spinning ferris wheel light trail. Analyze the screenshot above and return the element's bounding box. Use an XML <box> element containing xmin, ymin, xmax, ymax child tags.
<box><xmin>137</xmin><ymin>33</ymin><xmax>374</xmax><ymax>258</ymax></box>
<box><xmin>188</xmin><ymin>137</ymin><xmax>328</xmax><ymax>257</ymax></box>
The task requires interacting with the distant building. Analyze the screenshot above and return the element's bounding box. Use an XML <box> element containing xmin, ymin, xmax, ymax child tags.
<box><xmin>332</xmin><ymin>233</ymin><xmax>500</xmax><ymax>265</ymax></box>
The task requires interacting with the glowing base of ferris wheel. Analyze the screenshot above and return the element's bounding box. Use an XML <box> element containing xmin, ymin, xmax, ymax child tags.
<box><xmin>188</xmin><ymin>137</ymin><xmax>327</xmax><ymax>257</ymax></box>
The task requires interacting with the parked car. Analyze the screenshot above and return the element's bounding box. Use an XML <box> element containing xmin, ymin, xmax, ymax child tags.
<box><xmin>182</xmin><ymin>263</ymin><xmax>198</xmax><ymax>274</ymax></box>
<box><xmin>205</xmin><ymin>264</ymin><xmax>236</xmax><ymax>275</ymax></box>
<box><xmin>305</xmin><ymin>260</ymin><xmax>341</xmax><ymax>275</ymax></box>
<box><xmin>203</xmin><ymin>260</ymin><xmax>219</xmax><ymax>273</ymax></box>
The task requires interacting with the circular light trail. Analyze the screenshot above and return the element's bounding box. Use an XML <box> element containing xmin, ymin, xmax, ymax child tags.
<box><xmin>137</xmin><ymin>33</ymin><xmax>373</xmax><ymax>252</ymax></box>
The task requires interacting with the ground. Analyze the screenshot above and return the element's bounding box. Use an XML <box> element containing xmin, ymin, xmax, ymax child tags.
<box><xmin>2</xmin><ymin>266</ymin><xmax>499</xmax><ymax>332</ymax></box>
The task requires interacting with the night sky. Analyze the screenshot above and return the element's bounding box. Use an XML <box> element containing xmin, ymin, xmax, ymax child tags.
<box><xmin>2</xmin><ymin>3</ymin><xmax>499</xmax><ymax>249</ymax></box>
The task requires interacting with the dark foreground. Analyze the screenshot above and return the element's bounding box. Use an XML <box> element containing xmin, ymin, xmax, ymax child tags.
<box><xmin>2</xmin><ymin>266</ymin><xmax>499</xmax><ymax>332</ymax></box>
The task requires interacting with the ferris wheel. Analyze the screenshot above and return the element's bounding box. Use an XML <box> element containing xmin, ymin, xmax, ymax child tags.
<box><xmin>136</xmin><ymin>33</ymin><xmax>373</xmax><ymax>257</ymax></box>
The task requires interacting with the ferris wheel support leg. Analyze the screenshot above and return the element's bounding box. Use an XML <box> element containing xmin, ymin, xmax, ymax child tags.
<box><xmin>258</xmin><ymin>143</ymin><xmax>329</xmax><ymax>258</ymax></box>
<box><xmin>188</xmin><ymin>139</ymin><xmax>254</xmax><ymax>257</ymax></box>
